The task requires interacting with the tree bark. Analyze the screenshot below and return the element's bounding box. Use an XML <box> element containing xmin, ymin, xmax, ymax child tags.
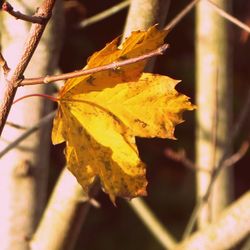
<box><xmin>0</xmin><ymin>1</ymin><xmax>63</xmax><ymax>249</ymax></box>
<box><xmin>195</xmin><ymin>0</ymin><xmax>233</xmax><ymax>228</ymax></box>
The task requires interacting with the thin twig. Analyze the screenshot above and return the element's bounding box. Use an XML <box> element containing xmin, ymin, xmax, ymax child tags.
<box><xmin>206</xmin><ymin>65</ymin><xmax>219</xmax><ymax>224</ymax></box>
<box><xmin>233</xmin><ymin>87</ymin><xmax>250</xmax><ymax>139</ymax></box>
<box><xmin>222</xmin><ymin>140</ymin><xmax>249</xmax><ymax>168</ymax></box>
<box><xmin>77</xmin><ymin>0</ymin><xmax>130</xmax><ymax>29</ymax></box>
<box><xmin>0</xmin><ymin>111</ymin><xmax>55</xmax><ymax>158</ymax></box>
<box><xmin>164</xmin><ymin>140</ymin><xmax>249</xmax><ymax>174</ymax></box>
<box><xmin>164</xmin><ymin>0</ymin><xmax>250</xmax><ymax>35</ymax></box>
<box><xmin>0</xmin><ymin>52</ymin><xmax>10</xmax><ymax>74</ymax></box>
<box><xmin>19</xmin><ymin>44</ymin><xmax>169</xmax><ymax>86</ymax></box>
<box><xmin>211</xmin><ymin>67</ymin><xmax>219</xmax><ymax>173</ymax></box>
<box><xmin>164</xmin><ymin>0</ymin><xmax>200</xmax><ymax>31</ymax></box>
<box><xmin>2</xmin><ymin>2</ymin><xmax>48</xmax><ymax>24</ymax></box>
<box><xmin>0</xmin><ymin>0</ymin><xmax>56</xmax><ymax>136</ymax></box>
<box><xmin>206</xmin><ymin>0</ymin><xmax>250</xmax><ymax>33</ymax></box>
<box><xmin>5</xmin><ymin>121</ymin><xmax>27</xmax><ymax>130</ymax></box>
<box><xmin>164</xmin><ymin>148</ymin><xmax>211</xmax><ymax>173</ymax></box>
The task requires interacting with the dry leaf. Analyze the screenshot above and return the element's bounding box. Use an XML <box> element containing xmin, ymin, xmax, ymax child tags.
<box><xmin>52</xmin><ymin>26</ymin><xmax>195</xmax><ymax>202</ymax></box>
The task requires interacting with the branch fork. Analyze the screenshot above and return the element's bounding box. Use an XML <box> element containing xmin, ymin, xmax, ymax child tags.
<box><xmin>0</xmin><ymin>0</ymin><xmax>56</xmax><ymax>136</ymax></box>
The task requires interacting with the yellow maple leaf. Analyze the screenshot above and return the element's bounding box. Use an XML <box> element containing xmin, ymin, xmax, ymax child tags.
<box><xmin>52</xmin><ymin>26</ymin><xmax>195</xmax><ymax>202</ymax></box>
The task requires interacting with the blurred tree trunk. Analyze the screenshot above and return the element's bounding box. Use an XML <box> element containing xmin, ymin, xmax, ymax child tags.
<box><xmin>123</xmin><ymin>0</ymin><xmax>170</xmax><ymax>71</ymax></box>
<box><xmin>123</xmin><ymin>0</ymin><xmax>170</xmax><ymax>38</ymax></box>
<box><xmin>195</xmin><ymin>0</ymin><xmax>233</xmax><ymax>228</ymax></box>
<box><xmin>0</xmin><ymin>1</ymin><xmax>63</xmax><ymax>249</ymax></box>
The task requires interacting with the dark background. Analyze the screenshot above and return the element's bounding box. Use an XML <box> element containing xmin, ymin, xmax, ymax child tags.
<box><xmin>50</xmin><ymin>1</ymin><xmax>250</xmax><ymax>249</ymax></box>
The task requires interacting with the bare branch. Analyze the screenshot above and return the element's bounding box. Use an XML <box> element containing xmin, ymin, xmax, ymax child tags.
<box><xmin>5</xmin><ymin>121</ymin><xmax>27</xmax><ymax>130</ymax></box>
<box><xmin>164</xmin><ymin>0</ymin><xmax>250</xmax><ymax>35</ymax></box>
<box><xmin>233</xmin><ymin>88</ymin><xmax>250</xmax><ymax>139</ymax></box>
<box><xmin>77</xmin><ymin>0</ymin><xmax>130</xmax><ymax>29</ymax></box>
<box><xmin>164</xmin><ymin>0</ymin><xmax>200</xmax><ymax>31</ymax></box>
<box><xmin>2</xmin><ymin>2</ymin><xmax>49</xmax><ymax>24</ymax></box>
<box><xmin>222</xmin><ymin>140</ymin><xmax>249</xmax><ymax>168</ymax></box>
<box><xmin>164</xmin><ymin>139</ymin><xmax>249</xmax><ymax>175</ymax></box>
<box><xmin>206</xmin><ymin>0</ymin><xmax>250</xmax><ymax>33</ymax></box>
<box><xmin>164</xmin><ymin>148</ymin><xmax>211</xmax><ymax>173</ymax></box>
<box><xmin>0</xmin><ymin>0</ymin><xmax>56</xmax><ymax>136</ymax></box>
<box><xmin>0</xmin><ymin>111</ymin><xmax>55</xmax><ymax>158</ymax></box>
<box><xmin>19</xmin><ymin>44</ymin><xmax>169</xmax><ymax>86</ymax></box>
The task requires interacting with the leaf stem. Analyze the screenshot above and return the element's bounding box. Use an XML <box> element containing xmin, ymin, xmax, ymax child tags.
<box><xmin>13</xmin><ymin>93</ymin><xmax>58</xmax><ymax>104</ymax></box>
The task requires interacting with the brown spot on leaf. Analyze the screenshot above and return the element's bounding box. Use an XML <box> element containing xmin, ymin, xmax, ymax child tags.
<box><xmin>134</xmin><ymin>118</ymin><xmax>148</xmax><ymax>128</ymax></box>
<box><xmin>86</xmin><ymin>75</ymin><xmax>96</xmax><ymax>85</ymax></box>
